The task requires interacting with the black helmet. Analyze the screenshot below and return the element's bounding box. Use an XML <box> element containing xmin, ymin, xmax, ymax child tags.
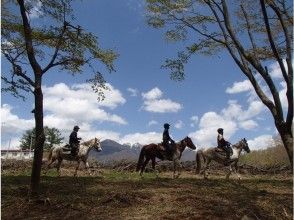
<box><xmin>164</xmin><ymin>123</ymin><xmax>170</xmax><ymax>129</ymax></box>
<box><xmin>74</xmin><ymin>125</ymin><xmax>80</xmax><ymax>130</ymax></box>
<box><xmin>217</xmin><ymin>128</ymin><xmax>223</xmax><ymax>133</ymax></box>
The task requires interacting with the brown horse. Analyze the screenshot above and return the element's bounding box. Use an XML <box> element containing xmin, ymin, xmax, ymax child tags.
<box><xmin>136</xmin><ymin>136</ymin><xmax>196</xmax><ymax>178</ymax></box>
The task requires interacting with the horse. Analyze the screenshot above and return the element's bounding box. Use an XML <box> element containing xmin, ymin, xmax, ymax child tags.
<box><xmin>195</xmin><ymin>138</ymin><xmax>250</xmax><ymax>180</ymax></box>
<box><xmin>46</xmin><ymin>137</ymin><xmax>102</xmax><ymax>176</ymax></box>
<box><xmin>136</xmin><ymin>136</ymin><xmax>196</xmax><ymax>178</ymax></box>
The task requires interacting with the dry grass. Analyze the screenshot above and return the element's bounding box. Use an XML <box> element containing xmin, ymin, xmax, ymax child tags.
<box><xmin>1</xmin><ymin>163</ymin><xmax>293</xmax><ymax>220</ymax></box>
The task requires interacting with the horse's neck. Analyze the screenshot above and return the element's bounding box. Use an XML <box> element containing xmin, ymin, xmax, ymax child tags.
<box><xmin>232</xmin><ymin>145</ymin><xmax>242</xmax><ymax>158</ymax></box>
<box><xmin>177</xmin><ymin>141</ymin><xmax>186</xmax><ymax>153</ymax></box>
<box><xmin>80</xmin><ymin>144</ymin><xmax>92</xmax><ymax>155</ymax></box>
<box><xmin>81</xmin><ymin>140</ymin><xmax>92</xmax><ymax>146</ymax></box>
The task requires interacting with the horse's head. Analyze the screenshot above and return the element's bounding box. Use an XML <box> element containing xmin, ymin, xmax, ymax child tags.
<box><xmin>240</xmin><ymin>138</ymin><xmax>250</xmax><ymax>153</ymax></box>
<box><xmin>93</xmin><ymin>137</ymin><xmax>102</xmax><ymax>152</ymax></box>
<box><xmin>183</xmin><ymin>136</ymin><xmax>196</xmax><ymax>150</ymax></box>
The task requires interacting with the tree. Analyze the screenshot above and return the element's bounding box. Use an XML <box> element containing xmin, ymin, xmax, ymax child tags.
<box><xmin>146</xmin><ymin>0</ymin><xmax>293</xmax><ymax>167</ymax></box>
<box><xmin>1</xmin><ymin>0</ymin><xmax>118</xmax><ymax>196</ymax></box>
<box><xmin>20</xmin><ymin>126</ymin><xmax>64</xmax><ymax>150</ymax></box>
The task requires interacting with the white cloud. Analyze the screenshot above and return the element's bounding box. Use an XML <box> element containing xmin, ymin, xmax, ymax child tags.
<box><xmin>279</xmin><ymin>82</ymin><xmax>288</xmax><ymax>109</ymax></box>
<box><xmin>120</xmin><ymin>132</ymin><xmax>162</xmax><ymax>145</ymax></box>
<box><xmin>238</xmin><ymin>101</ymin><xmax>264</xmax><ymax>121</ymax></box>
<box><xmin>43</xmin><ymin>83</ymin><xmax>127</xmax><ymax>125</ymax></box>
<box><xmin>189</xmin><ymin>111</ymin><xmax>237</xmax><ymax>147</ymax></box>
<box><xmin>1</xmin><ymin>137</ymin><xmax>22</xmax><ymax>150</ymax></box>
<box><xmin>1</xmin><ymin>104</ymin><xmax>34</xmax><ymax>135</ymax></box>
<box><xmin>222</xmin><ymin>100</ymin><xmax>264</xmax><ymax>121</ymax></box>
<box><xmin>141</xmin><ymin>87</ymin><xmax>182</xmax><ymax>113</ymax></box>
<box><xmin>247</xmin><ymin>135</ymin><xmax>275</xmax><ymax>150</ymax></box>
<box><xmin>142</xmin><ymin>87</ymin><xmax>163</xmax><ymax>100</ymax></box>
<box><xmin>1</xmin><ymin>104</ymin><xmax>35</xmax><ymax>150</ymax></box>
<box><xmin>26</xmin><ymin>0</ymin><xmax>43</xmax><ymax>19</ymax></box>
<box><xmin>226</xmin><ymin>80</ymin><xmax>253</xmax><ymax>94</ymax></box>
<box><xmin>239</xmin><ymin>120</ymin><xmax>258</xmax><ymax>130</ymax></box>
<box><xmin>78</xmin><ymin>130</ymin><xmax>121</xmax><ymax>143</ymax></box>
<box><xmin>268</xmin><ymin>60</ymin><xmax>288</xmax><ymax>79</ymax></box>
<box><xmin>148</xmin><ymin>120</ymin><xmax>158</xmax><ymax>126</ymax></box>
<box><xmin>175</xmin><ymin>120</ymin><xmax>184</xmax><ymax>129</ymax></box>
<box><xmin>127</xmin><ymin>88</ymin><xmax>139</xmax><ymax>97</ymax></box>
<box><xmin>190</xmin><ymin>115</ymin><xmax>199</xmax><ymax>127</ymax></box>
<box><xmin>143</xmin><ymin>99</ymin><xmax>182</xmax><ymax>113</ymax></box>
<box><xmin>1</xmin><ymin>82</ymin><xmax>128</xmax><ymax>148</ymax></box>
<box><xmin>188</xmin><ymin>98</ymin><xmax>264</xmax><ymax>148</ymax></box>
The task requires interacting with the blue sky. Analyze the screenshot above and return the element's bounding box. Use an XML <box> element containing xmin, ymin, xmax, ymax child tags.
<box><xmin>1</xmin><ymin>0</ymin><xmax>287</xmax><ymax>150</ymax></box>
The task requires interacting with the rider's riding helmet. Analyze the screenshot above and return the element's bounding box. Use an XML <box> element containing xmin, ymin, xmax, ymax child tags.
<box><xmin>73</xmin><ymin>125</ymin><xmax>80</xmax><ymax>131</ymax></box>
<box><xmin>217</xmin><ymin>128</ymin><xmax>223</xmax><ymax>133</ymax></box>
<box><xmin>164</xmin><ymin>123</ymin><xmax>170</xmax><ymax>129</ymax></box>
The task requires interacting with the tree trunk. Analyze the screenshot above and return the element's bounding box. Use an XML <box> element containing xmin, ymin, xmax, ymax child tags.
<box><xmin>30</xmin><ymin>76</ymin><xmax>45</xmax><ymax>197</ymax></box>
<box><xmin>279</xmin><ymin>128</ymin><xmax>293</xmax><ymax>170</ymax></box>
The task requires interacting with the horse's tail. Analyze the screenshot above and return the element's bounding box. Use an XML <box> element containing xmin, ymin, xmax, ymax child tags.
<box><xmin>195</xmin><ymin>150</ymin><xmax>203</xmax><ymax>174</ymax></box>
<box><xmin>136</xmin><ymin>146</ymin><xmax>146</xmax><ymax>172</ymax></box>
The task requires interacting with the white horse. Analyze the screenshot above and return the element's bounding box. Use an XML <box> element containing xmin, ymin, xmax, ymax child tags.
<box><xmin>46</xmin><ymin>137</ymin><xmax>102</xmax><ymax>176</ymax></box>
<box><xmin>195</xmin><ymin>138</ymin><xmax>250</xmax><ymax>180</ymax></box>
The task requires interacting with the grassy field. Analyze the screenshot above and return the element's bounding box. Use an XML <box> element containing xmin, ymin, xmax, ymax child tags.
<box><xmin>1</xmin><ymin>164</ymin><xmax>293</xmax><ymax>220</ymax></box>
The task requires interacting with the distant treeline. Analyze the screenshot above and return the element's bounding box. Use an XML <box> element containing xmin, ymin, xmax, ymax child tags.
<box><xmin>240</xmin><ymin>138</ymin><xmax>290</xmax><ymax>167</ymax></box>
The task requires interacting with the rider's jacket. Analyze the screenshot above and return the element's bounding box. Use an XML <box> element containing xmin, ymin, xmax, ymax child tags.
<box><xmin>69</xmin><ymin>131</ymin><xmax>80</xmax><ymax>146</ymax></box>
<box><xmin>163</xmin><ymin>128</ymin><xmax>173</xmax><ymax>145</ymax></box>
<box><xmin>217</xmin><ymin>134</ymin><xmax>229</xmax><ymax>148</ymax></box>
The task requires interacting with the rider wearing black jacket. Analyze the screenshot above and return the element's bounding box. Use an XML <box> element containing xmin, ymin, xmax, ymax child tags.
<box><xmin>69</xmin><ymin>125</ymin><xmax>82</xmax><ymax>156</ymax></box>
<box><xmin>217</xmin><ymin>128</ymin><xmax>231</xmax><ymax>163</ymax></box>
<box><xmin>162</xmin><ymin>123</ymin><xmax>175</xmax><ymax>155</ymax></box>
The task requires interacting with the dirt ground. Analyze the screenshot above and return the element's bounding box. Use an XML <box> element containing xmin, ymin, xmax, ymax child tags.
<box><xmin>1</xmin><ymin>165</ymin><xmax>293</xmax><ymax>220</ymax></box>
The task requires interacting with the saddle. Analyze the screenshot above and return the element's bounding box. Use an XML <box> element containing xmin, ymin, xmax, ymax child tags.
<box><xmin>215</xmin><ymin>147</ymin><xmax>233</xmax><ymax>156</ymax></box>
<box><xmin>158</xmin><ymin>143</ymin><xmax>174</xmax><ymax>160</ymax></box>
<box><xmin>62</xmin><ymin>144</ymin><xmax>71</xmax><ymax>154</ymax></box>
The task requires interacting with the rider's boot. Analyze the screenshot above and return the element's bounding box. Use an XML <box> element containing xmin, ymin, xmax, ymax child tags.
<box><xmin>71</xmin><ymin>148</ymin><xmax>76</xmax><ymax>157</ymax></box>
<box><xmin>224</xmin><ymin>151</ymin><xmax>230</xmax><ymax>166</ymax></box>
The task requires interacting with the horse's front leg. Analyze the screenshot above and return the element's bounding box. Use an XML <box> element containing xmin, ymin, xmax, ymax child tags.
<box><xmin>233</xmin><ymin>162</ymin><xmax>241</xmax><ymax>180</ymax></box>
<box><xmin>140</xmin><ymin>158</ymin><xmax>150</xmax><ymax>176</ymax></box>
<box><xmin>202</xmin><ymin>159</ymin><xmax>211</xmax><ymax>179</ymax></box>
<box><xmin>74</xmin><ymin>160</ymin><xmax>81</xmax><ymax>177</ymax></box>
<box><xmin>226</xmin><ymin>165</ymin><xmax>233</xmax><ymax>180</ymax></box>
<box><xmin>57</xmin><ymin>158</ymin><xmax>62</xmax><ymax>177</ymax></box>
<box><xmin>44</xmin><ymin>158</ymin><xmax>55</xmax><ymax>175</ymax></box>
<box><xmin>173</xmin><ymin>159</ymin><xmax>181</xmax><ymax>179</ymax></box>
<box><xmin>151</xmin><ymin>158</ymin><xmax>159</xmax><ymax>177</ymax></box>
<box><xmin>84</xmin><ymin>161</ymin><xmax>92</xmax><ymax>176</ymax></box>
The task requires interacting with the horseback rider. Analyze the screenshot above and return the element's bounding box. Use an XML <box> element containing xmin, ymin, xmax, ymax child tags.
<box><xmin>162</xmin><ymin>123</ymin><xmax>175</xmax><ymax>156</ymax></box>
<box><xmin>69</xmin><ymin>125</ymin><xmax>82</xmax><ymax>156</ymax></box>
<box><xmin>217</xmin><ymin>128</ymin><xmax>231</xmax><ymax>164</ymax></box>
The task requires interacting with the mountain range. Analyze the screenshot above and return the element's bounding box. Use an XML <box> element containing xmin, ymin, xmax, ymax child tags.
<box><xmin>89</xmin><ymin>139</ymin><xmax>196</xmax><ymax>163</ymax></box>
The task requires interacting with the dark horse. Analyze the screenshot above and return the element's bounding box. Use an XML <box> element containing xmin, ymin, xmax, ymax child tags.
<box><xmin>136</xmin><ymin>136</ymin><xmax>196</xmax><ymax>178</ymax></box>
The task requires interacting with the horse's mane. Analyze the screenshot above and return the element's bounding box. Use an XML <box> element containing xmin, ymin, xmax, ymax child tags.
<box><xmin>81</xmin><ymin>138</ymin><xmax>97</xmax><ymax>146</ymax></box>
<box><xmin>232</xmin><ymin>138</ymin><xmax>246</xmax><ymax>149</ymax></box>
